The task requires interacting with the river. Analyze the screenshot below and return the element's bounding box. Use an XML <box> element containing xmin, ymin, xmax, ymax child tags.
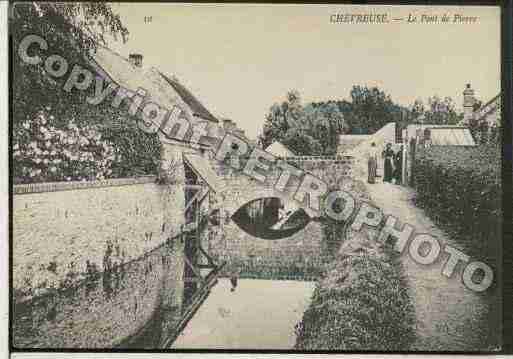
<box><xmin>172</xmin><ymin>278</ymin><xmax>316</xmax><ymax>349</ymax></box>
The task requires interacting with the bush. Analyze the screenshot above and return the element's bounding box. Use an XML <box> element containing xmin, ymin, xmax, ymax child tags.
<box><xmin>12</xmin><ymin>107</ymin><xmax>162</xmax><ymax>184</ymax></box>
<box><xmin>13</xmin><ymin>108</ymin><xmax>120</xmax><ymax>183</ymax></box>
<box><xmin>295</xmin><ymin>179</ymin><xmax>415</xmax><ymax>351</ymax></box>
<box><xmin>413</xmin><ymin>144</ymin><xmax>501</xmax><ymax>266</ymax></box>
<box><xmin>294</xmin><ymin>226</ymin><xmax>416</xmax><ymax>351</ymax></box>
<box><xmin>11</xmin><ymin>22</ymin><xmax>161</xmax><ymax>184</ymax></box>
<box><xmin>101</xmin><ymin>125</ymin><xmax>162</xmax><ymax>179</ymax></box>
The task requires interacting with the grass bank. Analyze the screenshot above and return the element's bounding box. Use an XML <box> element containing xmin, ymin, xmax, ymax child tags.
<box><xmin>294</xmin><ymin>180</ymin><xmax>416</xmax><ymax>351</ymax></box>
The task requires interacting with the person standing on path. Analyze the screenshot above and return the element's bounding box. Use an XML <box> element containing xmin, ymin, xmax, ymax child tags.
<box><xmin>230</xmin><ymin>275</ymin><xmax>238</xmax><ymax>292</ymax></box>
<box><xmin>423</xmin><ymin>128</ymin><xmax>432</xmax><ymax>148</ymax></box>
<box><xmin>394</xmin><ymin>145</ymin><xmax>403</xmax><ymax>185</ymax></box>
<box><xmin>367</xmin><ymin>142</ymin><xmax>378</xmax><ymax>184</ymax></box>
<box><xmin>382</xmin><ymin>143</ymin><xmax>395</xmax><ymax>183</ymax></box>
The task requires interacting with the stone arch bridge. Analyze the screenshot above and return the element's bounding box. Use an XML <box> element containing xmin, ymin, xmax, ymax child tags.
<box><xmin>176</xmin><ymin>143</ymin><xmax>355</xmax><ymax>282</ymax></box>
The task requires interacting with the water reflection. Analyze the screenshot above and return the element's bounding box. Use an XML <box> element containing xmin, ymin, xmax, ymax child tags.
<box><xmin>231</xmin><ymin>197</ymin><xmax>310</xmax><ymax>240</ymax></box>
<box><xmin>172</xmin><ymin>278</ymin><xmax>316</xmax><ymax>349</ymax></box>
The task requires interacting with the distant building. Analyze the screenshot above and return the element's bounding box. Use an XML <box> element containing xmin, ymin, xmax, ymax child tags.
<box><xmin>460</xmin><ymin>83</ymin><xmax>501</xmax><ymax>128</ymax></box>
<box><xmin>265</xmin><ymin>142</ymin><xmax>295</xmax><ymax>158</ymax></box>
<box><xmin>337</xmin><ymin>134</ymin><xmax>371</xmax><ymax>155</ymax></box>
<box><xmin>403</xmin><ymin>124</ymin><xmax>475</xmax><ymax>146</ymax></box>
<box><xmin>220</xmin><ymin>118</ymin><xmax>252</xmax><ymax>144</ymax></box>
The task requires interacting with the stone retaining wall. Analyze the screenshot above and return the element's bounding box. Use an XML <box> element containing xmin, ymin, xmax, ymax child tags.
<box><xmin>12</xmin><ymin>175</ymin><xmax>186</xmax><ymax>348</ymax></box>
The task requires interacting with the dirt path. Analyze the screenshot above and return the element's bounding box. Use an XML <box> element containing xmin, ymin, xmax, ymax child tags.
<box><xmin>366</xmin><ymin>181</ymin><xmax>500</xmax><ymax>351</ymax></box>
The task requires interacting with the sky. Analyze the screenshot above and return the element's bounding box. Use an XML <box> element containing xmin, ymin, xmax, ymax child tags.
<box><xmin>106</xmin><ymin>3</ymin><xmax>500</xmax><ymax>140</ymax></box>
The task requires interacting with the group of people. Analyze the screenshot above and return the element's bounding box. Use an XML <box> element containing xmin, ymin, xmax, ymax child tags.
<box><xmin>367</xmin><ymin>142</ymin><xmax>403</xmax><ymax>185</ymax></box>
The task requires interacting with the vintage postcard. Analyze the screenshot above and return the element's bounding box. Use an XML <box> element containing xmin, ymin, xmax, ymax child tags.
<box><xmin>8</xmin><ymin>2</ymin><xmax>504</xmax><ymax>353</ymax></box>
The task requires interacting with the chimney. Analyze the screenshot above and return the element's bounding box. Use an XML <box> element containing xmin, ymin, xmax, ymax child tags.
<box><xmin>129</xmin><ymin>53</ymin><xmax>143</xmax><ymax>68</ymax></box>
<box><xmin>463</xmin><ymin>83</ymin><xmax>475</xmax><ymax>124</ymax></box>
<box><xmin>222</xmin><ymin>118</ymin><xmax>236</xmax><ymax>132</ymax></box>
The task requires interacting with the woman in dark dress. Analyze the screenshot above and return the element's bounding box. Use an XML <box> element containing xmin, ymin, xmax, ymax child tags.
<box><xmin>367</xmin><ymin>142</ymin><xmax>378</xmax><ymax>184</ymax></box>
<box><xmin>382</xmin><ymin>143</ymin><xmax>395</xmax><ymax>183</ymax></box>
<box><xmin>394</xmin><ymin>146</ymin><xmax>403</xmax><ymax>184</ymax></box>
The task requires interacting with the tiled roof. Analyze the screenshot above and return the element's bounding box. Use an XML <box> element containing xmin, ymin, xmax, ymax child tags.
<box><xmin>475</xmin><ymin>93</ymin><xmax>500</xmax><ymax>121</ymax></box>
<box><xmin>159</xmin><ymin>72</ymin><xmax>218</xmax><ymax>123</ymax></box>
<box><xmin>337</xmin><ymin>134</ymin><xmax>371</xmax><ymax>154</ymax></box>
<box><xmin>338</xmin><ymin>134</ymin><xmax>371</xmax><ymax>143</ymax></box>
<box><xmin>265</xmin><ymin>142</ymin><xmax>295</xmax><ymax>157</ymax></box>
<box><xmin>90</xmin><ymin>46</ymin><xmax>218</xmax><ymax>123</ymax></box>
<box><xmin>405</xmin><ymin>125</ymin><xmax>475</xmax><ymax>146</ymax></box>
<box><xmin>429</xmin><ymin>127</ymin><xmax>475</xmax><ymax>146</ymax></box>
<box><xmin>480</xmin><ymin>93</ymin><xmax>501</xmax><ymax>111</ymax></box>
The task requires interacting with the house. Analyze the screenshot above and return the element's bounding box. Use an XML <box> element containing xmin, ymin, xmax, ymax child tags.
<box><xmin>265</xmin><ymin>141</ymin><xmax>295</xmax><ymax>158</ymax></box>
<box><xmin>403</xmin><ymin>124</ymin><xmax>475</xmax><ymax>146</ymax></box>
<box><xmin>159</xmin><ymin>72</ymin><xmax>219</xmax><ymax>124</ymax></box>
<box><xmin>91</xmin><ymin>47</ymin><xmax>258</xmax><ymax>151</ymax></box>
<box><xmin>220</xmin><ymin>118</ymin><xmax>252</xmax><ymax>144</ymax></box>
<box><xmin>90</xmin><ymin>47</ymin><xmax>219</xmax><ymax>129</ymax></box>
<box><xmin>87</xmin><ymin>47</ymin><xmax>229</xmax><ymax>346</ymax></box>
<box><xmin>337</xmin><ymin>134</ymin><xmax>371</xmax><ymax>155</ymax></box>
<box><xmin>460</xmin><ymin>83</ymin><xmax>501</xmax><ymax>128</ymax></box>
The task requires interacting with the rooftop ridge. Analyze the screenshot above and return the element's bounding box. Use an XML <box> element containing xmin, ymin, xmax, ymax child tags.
<box><xmin>158</xmin><ymin>71</ymin><xmax>219</xmax><ymax>123</ymax></box>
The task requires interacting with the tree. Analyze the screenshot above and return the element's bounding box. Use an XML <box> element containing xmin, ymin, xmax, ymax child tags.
<box><xmin>260</xmin><ymin>90</ymin><xmax>304</xmax><ymax>149</ymax></box>
<box><xmin>410</xmin><ymin>98</ymin><xmax>425</xmax><ymax>120</ymax></box>
<box><xmin>424</xmin><ymin>96</ymin><xmax>462</xmax><ymax>125</ymax></box>
<box><xmin>348</xmin><ymin>86</ymin><xmax>403</xmax><ymax>134</ymax></box>
<box><xmin>10</xmin><ymin>3</ymin><xmax>128</xmax><ymax>51</ymax></box>
<box><xmin>302</xmin><ymin>102</ymin><xmax>345</xmax><ymax>155</ymax></box>
<box><xmin>283</xmin><ymin>128</ymin><xmax>322</xmax><ymax>156</ymax></box>
<box><xmin>260</xmin><ymin>91</ymin><xmax>346</xmax><ymax>156</ymax></box>
<box><xmin>10</xmin><ymin>3</ymin><xmax>129</xmax><ymax>127</ymax></box>
<box><xmin>260</xmin><ymin>86</ymin><xmax>410</xmax><ymax>155</ymax></box>
<box><xmin>10</xmin><ymin>3</ymin><xmax>161</xmax><ymax>182</ymax></box>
